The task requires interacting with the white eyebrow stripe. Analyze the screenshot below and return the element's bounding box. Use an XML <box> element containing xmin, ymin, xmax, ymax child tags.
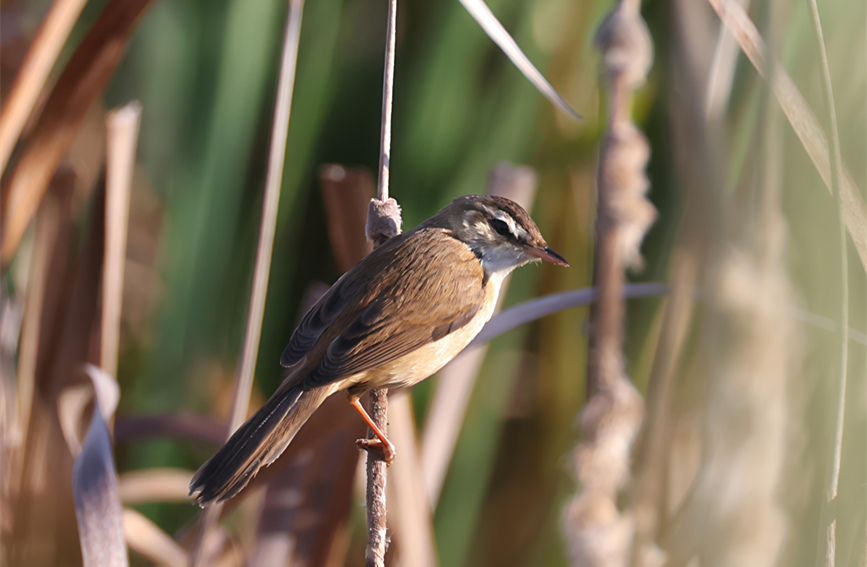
<box><xmin>478</xmin><ymin>205</ymin><xmax>524</xmax><ymax>240</ymax></box>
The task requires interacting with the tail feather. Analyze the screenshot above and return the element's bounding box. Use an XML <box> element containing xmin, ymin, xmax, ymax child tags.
<box><xmin>189</xmin><ymin>384</ymin><xmax>331</xmax><ymax>506</ymax></box>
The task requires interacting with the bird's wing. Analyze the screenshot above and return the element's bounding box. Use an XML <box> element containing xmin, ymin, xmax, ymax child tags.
<box><xmin>280</xmin><ymin>228</ymin><xmax>486</xmax><ymax>389</ymax></box>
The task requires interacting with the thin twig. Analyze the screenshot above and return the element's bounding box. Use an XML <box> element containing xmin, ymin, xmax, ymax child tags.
<box><xmin>376</xmin><ymin>0</ymin><xmax>397</xmax><ymax>205</ymax></box>
<box><xmin>365</xmin><ymin>389</ymin><xmax>390</xmax><ymax>567</ymax></box>
<box><xmin>363</xmin><ymin>0</ymin><xmax>400</xmax><ymax>564</ymax></box>
<box><xmin>0</xmin><ymin>0</ymin><xmax>88</xmax><ymax>175</ymax></box>
<box><xmin>192</xmin><ymin>1</ymin><xmax>304</xmax><ymax>564</ymax></box>
<box><xmin>103</xmin><ymin>102</ymin><xmax>142</xmax><ymax>378</ymax></box>
<box><xmin>805</xmin><ymin>0</ymin><xmax>848</xmax><ymax>565</ymax></box>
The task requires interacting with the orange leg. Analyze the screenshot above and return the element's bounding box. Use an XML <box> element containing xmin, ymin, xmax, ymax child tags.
<box><xmin>350</xmin><ymin>398</ymin><xmax>396</xmax><ymax>466</ymax></box>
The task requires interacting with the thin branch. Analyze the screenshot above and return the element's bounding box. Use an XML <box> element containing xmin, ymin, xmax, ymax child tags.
<box><xmin>365</xmin><ymin>389</ymin><xmax>390</xmax><ymax>567</ymax></box>
<box><xmin>0</xmin><ymin>0</ymin><xmax>88</xmax><ymax>175</ymax></box>
<box><xmin>366</xmin><ymin>0</ymin><xmax>402</xmax><ymax>250</ymax></box>
<box><xmin>103</xmin><ymin>102</ymin><xmax>142</xmax><ymax>378</ymax></box>
<box><xmin>376</xmin><ymin>0</ymin><xmax>397</xmax><ymax>205</ymax></box>
<box><xmin>363</xmin><ymin>0</ymin><xmax>400</xmax><ymax>564</ymax></box>
<box><xmin>805</xmin><ymin>0</ymin><xmax>848</xmax><ymax>564</ymax></box>
<box><xmin>193</xmin><ymin>1</ymin><xmax>304</xmax><ymax>564</ymax></box>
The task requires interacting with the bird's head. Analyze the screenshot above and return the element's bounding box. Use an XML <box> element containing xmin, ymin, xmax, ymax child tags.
<box><xmin>425</xmin><ymin>194</ymin><xmax>569</xmax><ymax>278</ymax></box>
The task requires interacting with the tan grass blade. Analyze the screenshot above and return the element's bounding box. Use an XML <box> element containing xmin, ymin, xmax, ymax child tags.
<box><xmin>0</xmin><ymin>0</ymin><xmax>156</xmax><ymax>264</ymax></box>
<box><xmin>0</xmin><ymin>0</ymin><xmax>88</xmax><ymax>174</ymax></box>
<box><xmin>387</xmin><ymin>392</ymin><xmax>438</xmax><ymax>567</ymax></box>
<box><xmin>459</xmin><ymin>0</ymin><xmax>580</xmax><ymax>119</ymax></box>
<box><xmin>704</xmin><ymin>0</ymin><xmax>752</xmax><ymax>119</ymax></box>
<box><xmin>123</xmin><ymin>509</ymin><xmax>190</xmax><ymax>567</ymax></box>
<box><xmin>118</xmin><ymin>468</ymin><xmax>195</xmax><ymax>505</ymax></box>
<box><xmin>706</xmin><ymin>0</ymin><xmax>867</xmax><ymax>271</ymax></box>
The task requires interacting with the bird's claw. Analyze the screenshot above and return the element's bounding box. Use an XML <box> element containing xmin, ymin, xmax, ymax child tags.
<box><xmin>356</xmin><ymin>437</ymin><xmax>396</xmax><ymax>466</ymax></box>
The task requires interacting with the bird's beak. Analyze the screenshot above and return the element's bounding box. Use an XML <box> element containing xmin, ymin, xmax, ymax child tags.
<box><xmin>524</xmin><ymin>245</ymin><xmax>569</xmax><ymax>267</ymax></box>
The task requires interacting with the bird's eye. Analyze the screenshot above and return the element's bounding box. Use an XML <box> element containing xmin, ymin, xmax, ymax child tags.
<box><xmin>489</xmin><ymin>218</ymin><xmax>512</xmax><ymax>238</ymax></box>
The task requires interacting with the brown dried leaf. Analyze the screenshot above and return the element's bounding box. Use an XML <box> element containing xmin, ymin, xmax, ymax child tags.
<box><xmin>0</xmin><ymin>0</ymin><xmax>155</xmax><ymax>263</ymax></box>
<box><xmin>0</xmin><ymin>0</ymin><xmax>88</xmax><ymax>174</ymax></box>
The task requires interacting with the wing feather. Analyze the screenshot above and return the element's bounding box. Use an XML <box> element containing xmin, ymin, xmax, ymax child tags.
<box><xmin>279</xmin><ymin>228</ymin><xmax>486</xmax><ymax>389</ymax></box>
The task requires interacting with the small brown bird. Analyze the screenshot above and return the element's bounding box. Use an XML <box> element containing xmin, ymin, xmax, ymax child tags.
<box><xmin>189</xmin><ymin>194</ymin><xmax>568</xmax><ymax>506</ymax></box>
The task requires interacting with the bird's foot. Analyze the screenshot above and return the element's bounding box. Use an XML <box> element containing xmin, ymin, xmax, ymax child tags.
<box><xmin>356</xmin><ymin>437</ymin><xmax>396</xmax><ymax>466</ymax></box>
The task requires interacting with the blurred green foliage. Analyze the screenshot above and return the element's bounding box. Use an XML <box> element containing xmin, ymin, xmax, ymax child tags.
<box><xmin>62</xmin><ymin>0</ymin><xmax>864</xmax><ymax>563</ymax></box>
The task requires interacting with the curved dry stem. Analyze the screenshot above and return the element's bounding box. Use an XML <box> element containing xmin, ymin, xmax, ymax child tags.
<box><xmin>193</xmin><ymin>1</ymin><xmax>305</xmax><ymax>564</ymax></box>
<box><xmin>804</xmin><ymin>0</ymin><xmax>848</xmax><ymax>564</ymax></box>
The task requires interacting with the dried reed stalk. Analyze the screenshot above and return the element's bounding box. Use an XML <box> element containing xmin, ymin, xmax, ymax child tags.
<box><xmin>0</xmin><ymin>0</ymin><xmax>155</xmax><ymax>263</ymax></box>
<box><xmin>193</xmin><ymin>1</ymin><xmax>304</xmax><ymax>564</ymax></box>
<box><xmin>12</xmin><ymin>176</ymin><xmax>105</xmax><ymax>566</ymax></box>
<box><xmin>5</xmin><ymin>184</ymin><xmax>62</xmax><ymax>507</ymax></box>
<box><xmin>562</xmin><ymin>0</ymin><xmax>654</xmax><ymax>564</ymax></box>
<box><xmin>102</xmin><ymin>102</ymin><xmax>141</xmax><ymax>378</ymax></box>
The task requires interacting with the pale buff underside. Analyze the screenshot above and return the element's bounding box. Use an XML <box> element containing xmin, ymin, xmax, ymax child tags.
<box><xmin>296</xmin><ymin>270</ymin><xmax>503</xmax><ymax>400</ymax></box>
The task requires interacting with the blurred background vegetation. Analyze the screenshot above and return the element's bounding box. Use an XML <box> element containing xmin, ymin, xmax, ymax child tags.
<box><xmin>1</xmin><ymin>0</ymin><xmax>865</xmax><ymax>565</ymax></box>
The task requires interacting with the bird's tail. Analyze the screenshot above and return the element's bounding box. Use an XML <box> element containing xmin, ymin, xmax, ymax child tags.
<box><xmin>189</xmin><ymin>383</ymin><xmax>333</xmax><ymax>506</ymax></box>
